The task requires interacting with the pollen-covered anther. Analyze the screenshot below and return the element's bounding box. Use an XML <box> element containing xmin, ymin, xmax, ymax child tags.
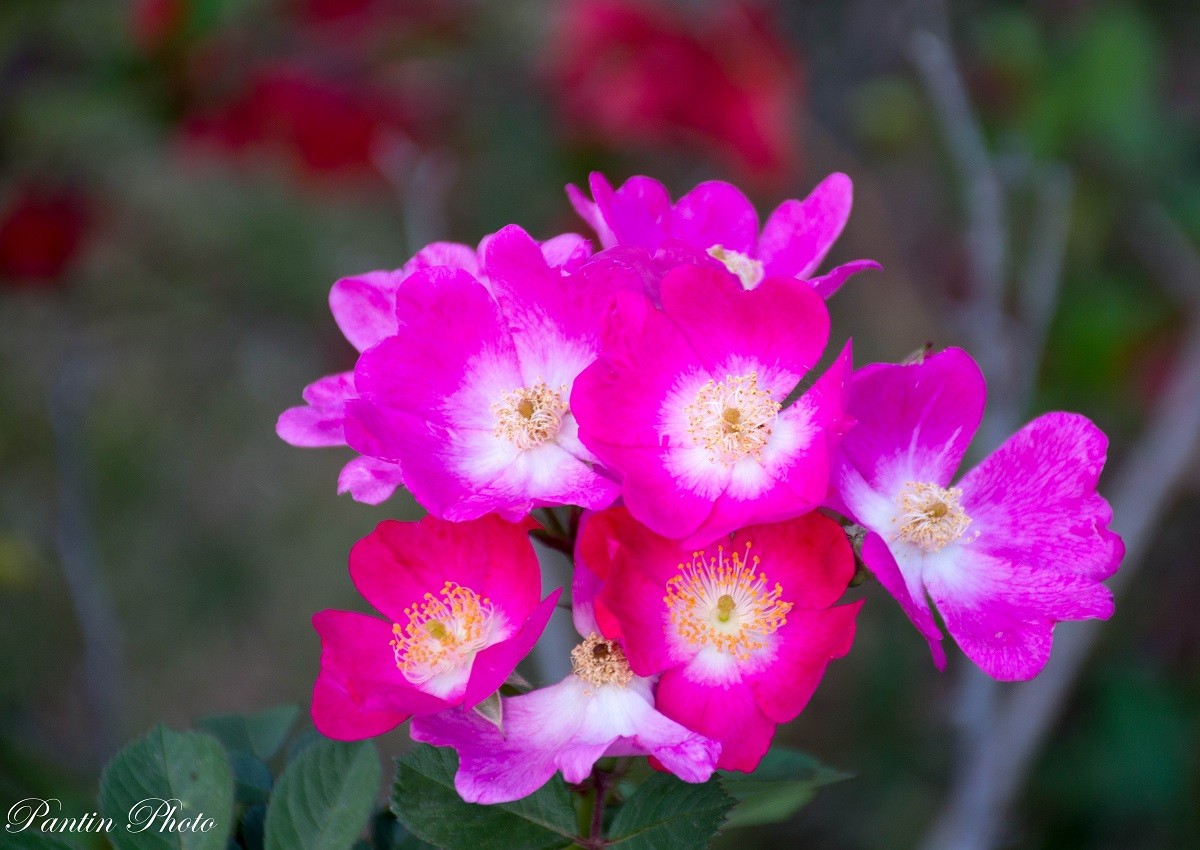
<box><xmin>570</xmin><ymin>633</ymin><xmax>634</xmax><ymax>688</ymax></box>
<box><xmin>894</xmin><ymin>481</ymin><xmax>975</xmax><ymax>552</ymax></box>
<box><xmin>391</xmin><ymin>581</ymin><xmax>499</xmax><ymax>684</ymax></box>
<box><xmin>708</xmin><ymin>244</ymin><xmax>765</xmax><ymax>289</ymax></box>
<box><xmin>491</xmin><ymin>381</ymin><xmax>569</xmax><ymax>450</ymax></box>
<box><xmin>664</xmin><ymin>543</ymin><xmax>792</xmax><ymax>662</ymax></box>
<box><xmin>684</xmin><ymin>371</ymin><xmax>781</xmax><ymax>464</ymax></box>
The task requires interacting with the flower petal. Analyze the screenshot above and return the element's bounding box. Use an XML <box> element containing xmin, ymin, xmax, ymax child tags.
<box><xmin>834</xmin><ymin>347</ymin><xmax>986</xmax><ymax>523</ymax></box>
<box><xmin>669</xmin><ymin>180</ymin><xmax>759</xmax><ymax>255</ymax></box>
<box><xmin>808</xmin><ymin>258</ymin><xmax>882</xmax><ymax>299</ymax></box>
<box><xmin>659</xmin><ymin>266</ymin><xmax>829</xmax><ymax>384</ymax></box>
<box><xmin>463</xmin><ymin>589</ymin><xmax>562</xmax><ymax>707</ymax></box>
<box><xmin>654</xmin><ymin>666</ymin><xmax>777</xmax><ymax>772</ymax></box>
<box><xmin>858</xmin><ymin>531</ymin><xmax>945</xmax><ymax>668</ymax></box>
<box><xmin>758</xmin><ymin>172</ymin><xmax>853</xmax><ymax>279</ymax></box>
<box><xmin>336</xmin><ymin>456</ymin><xmax>405</xmax><ymax>505</ymax></box>
<box><xmin>311</xmin><ymin>610</ymin><xmax>451</xmax><ymax>740</ymax></box>
<box><xmin>330</xmin><ymin>271</ymin><xmax>402</xmax><ymax>353</ymax></box>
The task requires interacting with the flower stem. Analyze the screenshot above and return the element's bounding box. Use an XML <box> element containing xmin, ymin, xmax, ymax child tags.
<box><xmin>589</xmin><ymin>764</ymin><xmax>611</xmax><ymax>843</ymax></box>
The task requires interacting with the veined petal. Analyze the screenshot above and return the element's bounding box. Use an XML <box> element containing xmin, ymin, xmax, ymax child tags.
<box><xmin>758</xmin><ymin>172</ymin><xmax>853</xmax><ymax>279</ymax></box>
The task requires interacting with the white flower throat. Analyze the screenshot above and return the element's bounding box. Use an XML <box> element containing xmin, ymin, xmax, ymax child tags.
<box><xmin>894</xmin><ymin>481</ymin><xmax>974</xmax><ymax>552</ymax></box>
<box><xmin>665</xmin><ymin>543</ymin><xmax>792</xmax><ymax>662</ymax></box>
<box><xmin>491</xmin><ymin>381</ymin><xmax>569</xmax><ymax>449</ymax></box>
<box><xmin>684</xmin><ymin>371</ymin><xmax>780</xmax><ymax>465</ymax></box>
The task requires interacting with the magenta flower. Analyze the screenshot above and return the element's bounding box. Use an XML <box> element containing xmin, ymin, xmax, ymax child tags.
<box><xmin>311</xmin><ymin>514</ymin><xmax>560</xmax><ymax>740</ymax></box>
<box><xmin>410</xmin><ymin>557</ymin><xmax>719</xmax><ymax>803</ymax></box>
<box><xmin>345</xmin><ymin>225</ymin><xmax>630</xmax><ymax>520</ymax></box>
<box><xmin>594</xmin><ymin>506</ymin><xmax>861</xmax><ymax>772</ymax></box>
<box><xmin>277</xmin><ymin>234</ymin><xmax>593</xmax><ymax>505</ymax></box>
<box><xmin>572</xmin><ymin>262</ymin><xmax>850</xmax><ymax>544</ymax></box>
<box><xmin>828</xmin><ymin>348</ymin><xmax>1124</xmax><ymax>680</ymax></box>
<box><xmin>567</xmin><ymin>172</ymin><xmax>879</xmax><ymax>298</ymax></box>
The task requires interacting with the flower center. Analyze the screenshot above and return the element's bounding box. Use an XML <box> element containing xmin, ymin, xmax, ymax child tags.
<box><xmin>684</xmin><ymin>371</ymin><xmax>780</xmax><ymax>464</ymax></box>
<box><xmin>491</xmin><ymin>381</ymin><xmax>569</xmax><ymax>450</ymax></box>
<box><xmin>570</xmin><ymin>633</ymin><xmax>634</xmax><ymax>688</ymax></box>
<box><xmin>708</xmin><ymin>244</ymin><xmax>764</xmax><ymax>289</ymax></box>
<box><xmin>391</xmin><ymin>581</ymin><xmax>500</xmax><ymax>685</ymax></box>
<box><xmin>664</xmin><ymin>544</ymin><xmax>792</xmax><ymax>661</ymax></box>
<box><xmin>894</xmin><ymin>481</ymin><xmax>973</xmax><ymax>552</ymax></box>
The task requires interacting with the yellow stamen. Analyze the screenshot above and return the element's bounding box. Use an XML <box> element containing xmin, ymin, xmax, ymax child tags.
<box><xmin>894</xmin><ymin>481</ymin><xmax>975</xmax><ymax>552</ymax></box>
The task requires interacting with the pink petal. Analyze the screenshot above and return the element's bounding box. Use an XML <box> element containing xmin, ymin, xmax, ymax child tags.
<box><xmin>668</xmin><ymin>180</ymin><xmax>759</xmax><ymax>255</ymax></box>
<box><xmin>598</xmin><ymin>513</ymin><xmax>692</xmax><ymax>676</ymax></box>
<box><xmin>859</xmin><ymin>531</ymin><xmax>946</xmax><ymax>669</ymax></box>
<box><xmin>572</xmin><ymin>508</ymin><xmax>628</xmax><ymax>639</ymax></box>
<box><xmin>835</xmin><ymin>347</ymin><xmax>986</xmax><ymax>520</ymax></box>
<box><xmin>587</xmin><ymin>172</ymin><xmax>673</xmax><ymax>250</ymax></box>
<box><xmin>758</xmin><ymin>172</ymin><xmax>853</xmax><ymax>279</ymax></box>
<box><xmin>400</xmin><ymin>241</ymin><xmax>480</xmax><ymax>277</ymax></box>
<box><xmin>410</xmin><ymin>702</ymin><xmax>565</xmax><ymax>804</ymax></box>
<box><xmin>659</xmin><ymin>265</ymin><xmax>830</xmax><ymax>384</ymax></box>
<box><xmin>462</xmin><ymin>589</ymin><xmax>562</xmax><ymax>707</ymax></box>
<box><xmin>654</xmin><ymin>667</ymin><xmax>777</xmax><ymax>772</ymax></box>
<box><xmin>746</xmin><ymin>603</ymin><xmax>862</xmax><ymax>723</ymax></box>
<box><xmin>348</xmin><ymin>515</ymin><xmax>542</xmax><ymax>628</ymax></box>
<box><xmin>311</xmin><ymin>610</ymin><xmax>451</xmax><ymax>740</ymax></box>
<box><xmin>329</xmin><ymin>271</ymin><xmax>401</xmax><ymax>353</ymax></box>
<box><xmin>567</xmin><ymin>180</ymin><xmax>616</xmax><ymax>248</ymax></box>
<box><xmin>809</xmin><ymin>258</ymin><xmax>882</xmax><ymax>299</ymax></box>
<box><xmin>337</xmin><ymin>456</ymin><xmax>405</xmax><ymax>505</ymax></box>
<box><xmin>739</xmin><ymin>512</ymin><xmax>856</xmax><ymax>609</ymax></box>
<box><xmin>681</xmin><ymin>343</ymin><xmax>852</xmax><ymax>545</ymax></box>
<box><xmin>276</xmin><ymin>372</ymin><xmax>355</xmax><ymax>448</ymax></box>
<box><xmin>539</xmin><ymin>232</ymin><xmax>594</xmax><ymax>271</ymax></box>
<box><xmin>927</xmin><ymin>413</ymin><xmax>1123</xmax><ymax>680</ymax></box>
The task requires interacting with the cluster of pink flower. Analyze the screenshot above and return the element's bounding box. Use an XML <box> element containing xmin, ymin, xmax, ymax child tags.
<box><xmin>278</xmin><ymin>173</ymin><xmax>1123</xmax><ymax>803</ymax></box>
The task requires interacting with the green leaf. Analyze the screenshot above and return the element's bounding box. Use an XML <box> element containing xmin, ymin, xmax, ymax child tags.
<box><xmin>264</xmin><ymin>739</ymin><xmax>381</xmax><ymax>850</ymax></box>
<box><xmin>606</xmin><ymin>773</ymin><xmax>734</xmax><ymax>850</ymax></box>
<box><xmin>226</xmin><ymin>751</ymin><xmax>273</xmax><ymax>805</ymax></box>
<box><xmin>5</xmin><ymin>833</ymin><xmax>83</xmax><ymax>850</ymax></box>
<box><xmin>390</xmin><ymin>744</ymin><xmax>577</xmax><ymax>850</ymax></box>
<box><xmin>195</xmin><ymin>705</ymin><xmax>299</xmax><ymax>762</ymax></box>
<box><xmin>718</xmin><ymin>747</ymin><xmax>851</xmax><ymax>829</ymax></box>
<box><xmin>98</xmin><ymin>724</ymin><xmax>235</xmax><ymax>850</ymax></box>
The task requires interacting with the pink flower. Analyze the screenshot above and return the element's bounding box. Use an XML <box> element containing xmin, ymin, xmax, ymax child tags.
<box><xmin>311</xmin><ymin>514</ymin><xmax>560</xmax><ymax>740</ymax></box>
<box><xmin>344</xmin><ymin>225</ymin><xmax>629</xmax><ymax>520</ymax></box>
<box><xmin>572</xmin><ymin>262</ymin><xmax>850</xmax><ymax>544</ymax></box>
<box><xmin>828</xmin><ymin>348</ymin><xmax>1124</xmax><ymax>680</ymax></box>
<box><xmin>277</xmin><ymin>235</ymin><xmax>593</xmax><ymax>504</ymax></box>
<box><xmin>567</xmin><ymin>172</ymin><xmax>879</xmax><ymax>298</ymax></box>
<box><xmin>410</xmin><ymin>553</ymin><xmax>719</xmax><ymax>803</ymax></box>
<box><xmin>594</xmin><ymin>506</ymin><xmax>861</xmax><ymax>771</ymax></box>
<box><xmin>276</xmin><ymin>242</ymin><xmax>477</xmax><ymax>504</ymax></box>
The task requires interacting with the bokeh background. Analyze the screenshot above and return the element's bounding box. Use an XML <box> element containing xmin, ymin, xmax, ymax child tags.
<box><xmin>1</xmin><ymin>0</ymin><xmax>1198</xmax><ymax>848</ymax></box>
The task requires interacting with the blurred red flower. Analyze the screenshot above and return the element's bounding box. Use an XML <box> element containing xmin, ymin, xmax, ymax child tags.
<box><xmin>130</xmin><ymin>0</ymin><xmax>188</xmax><ymax>53</ymax></box>
<box><xmin>181</xmin><ymin>64</ymin><xmax>422</xmax><ymax>180</ymax></box>
<box><xmin>549</xmin><ymin>0</ymin><xmax>804</xmax><ymax>183</ymax></box>
<box><xmin>0</xmin><ymin>185</ymin><xmax>90</xmax><ymax>287</ymax></box>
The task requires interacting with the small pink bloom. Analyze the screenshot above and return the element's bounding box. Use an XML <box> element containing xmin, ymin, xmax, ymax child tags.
<box><xmin>829</xmin><ymin>348</ymin><xmax>1124</xmax><ymax>680</ymax></box>
<box><xmin>277</xmin><ymin>236</ymin><xmax>591</xmax><ymax>505</ymax></box>
<box><xmin>410</xmin><ymin>559</ymin><xmax>719</xmax><ymax>803</ymax></box>
<box><xmin>344</xmin><ymin>225</ymin><xmax>629</xmax><ymax>520</ymax></box>
<box><xmin>311</xmin><ymin>514</ymin><xmax>560</xmax><ymax>740</ymax></box>
<box><xmin>595</xmin><ymin>506</ymin><xmax>860</xmax><ymax>772</ymax></box>
<box><xmin>572</xmin><ymin>262</ymin><xmax>850</xmax><ymax>544</ymax></box>
<box><xmin>567</xmin><ymin>172</ymin><xmax>880</xmax><ymax>298</ymax></box>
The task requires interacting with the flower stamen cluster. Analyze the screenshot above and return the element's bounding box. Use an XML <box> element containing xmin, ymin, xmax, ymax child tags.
<box><xmin>570</xmin><ymin>633</ymin><xmax>634</xmax><ymax>688</ymax></box>
<box><xmin>894</xmin><ymin>481</ymin><xmax>973</xmax><ymax>552</ymax></box>
<box><xmin>664</xmin><ymin>544</ymin><xmax>792</xmax><ymax>661</ymax></box>
<box><xmin>684</xmin><ymin>372</ymin><xmax>780</xmax><ymax>464</ymax></box>
<box><xmin>491</xmin><ymin>381</ymin><xmax>569</xmax><ymax>450</ymax></box>
<box><xmin>392</xmin><ymin>581</ymin><xmax>499</xmax><ymax>684</ymax></box>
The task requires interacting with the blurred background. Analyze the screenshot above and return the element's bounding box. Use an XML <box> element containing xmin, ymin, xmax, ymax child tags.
<box><xmin>1</xmin><ymin>0</ymin><xmax>1198</xmax><ymax>848</ymax></box>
